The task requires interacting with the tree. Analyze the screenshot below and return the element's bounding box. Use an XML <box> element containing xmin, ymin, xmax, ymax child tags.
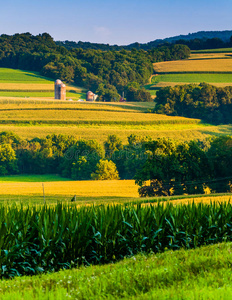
<box><xmin>134</xmin><ymin>139</ymin><xmax>211</xmax><ymax>197</ymax></box>
<box><xmin>91</xmin><ymin>159</ymin><xmax>119</xmax><ymax>180</ymax></box>
<box><xmin>104</xmin><ymin>135</ymin><xmax>123</xmax><ymax>159</ymax></box>
<box><xmin>207</xmin><ymin>136</ymin><xmax>232</xmax><ymax>193</ymax></box>
<box><xmin>61</xmin><ymin>139</ymin><xmax>104</xmax><ymax>180</ymax></box>
<box><xmin>0</xmin><ymin>144</ymin><xmax>18</xmax><ymax>175</ymax></box>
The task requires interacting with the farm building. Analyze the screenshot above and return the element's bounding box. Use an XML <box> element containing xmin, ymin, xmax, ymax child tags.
<box><xmin>54</xmin><ymin>79</ymin><xmax>66</xmax><ymax>100</ymax></box>
<box><xmin>86</xmin><ymin>91</ymin><xmax>98</xmax><ymax>101</ymax></box>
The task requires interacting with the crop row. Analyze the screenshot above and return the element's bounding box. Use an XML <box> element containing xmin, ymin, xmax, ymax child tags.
<box><xmin>0</xmin><ymin>119</ymin><xmax>201</xmax><ymax>126</ymax></box>
<box><xmin>1</xmin><ymin>202</ymin><xmax>232</xmax><ymax>278</ymax></box>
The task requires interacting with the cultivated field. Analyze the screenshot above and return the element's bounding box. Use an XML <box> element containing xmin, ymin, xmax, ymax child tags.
<box><xmin>0</xmin><ymin>94</ymin><xmax>220</xmax><ymax>143</ymax></box>
<box><xmin>0</xmin><ymin>175</ymin><xmax>231</xmax><ymax>206</ymax></box>
<box><xmin>153</xmin><ymin>58</ymin><xmax>232</xmax><ymax>73</ymax></box>
<box><xmin>0</xmin><ymin>68</ymin><xmax>85</xmax><ymax>99</ymax></box>
<box><xmin>147</xmin><ymin>49</ymin><xmax>232</xmax><ymax>91</ymax></box>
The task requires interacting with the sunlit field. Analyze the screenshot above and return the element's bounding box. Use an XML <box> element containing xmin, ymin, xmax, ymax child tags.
<box><xmin>0</xmin><ymin>108</ymin><xmax>200</xmax><ymax>123</ymax></box>
<box><xmin>0</xmin><ymin>178</ymin><xmax>139</xmax><ymax>198</ymax></box>
<box><xmin>146</xmin><ymin>49</ymin><xmax>232</xmax><ymax>92</ymax></box>
<box><xmin>153</xmin><ymin>58</ymin><xmax>232</xmax><ymax>73</ymax></box>
<box><xmin>0</xmin><ymin>68</ymin><xmax>85</xmax><ymax>99</ymax></box>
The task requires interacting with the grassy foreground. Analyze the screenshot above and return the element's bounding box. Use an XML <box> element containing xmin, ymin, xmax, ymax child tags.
<box><xmin>1</xmin><ymin>242</ymin><xmax>232</xmax><ymax>299</ymax></box>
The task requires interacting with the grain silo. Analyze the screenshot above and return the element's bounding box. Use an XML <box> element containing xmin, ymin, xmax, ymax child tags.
<box><xmin>54</xmin><ymin>79</ymin><xmax>66</xmax><ymax>100</ymax></box>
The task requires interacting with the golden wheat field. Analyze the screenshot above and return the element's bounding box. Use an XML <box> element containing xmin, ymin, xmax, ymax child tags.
<box><xmin>0</xmin><ymin>180</ymin><xmax>139</xmax><ymax>198</ymax></box>
<box><xmin>0</xmin><ymin>178</ymin><xmax>231</xmax><ymax>207</ymax></box>
<box><xmin>0</xmin><ymin>123</ymin><xmax>229</xmax><ymax>143</ymax></box>
<box><xmin>153</xmin><ymin>58</ymin><xmax>232</xmax><ymax>73</ymax></box>
<box><xmin>0</xmin><ymin>109</ymin><xmax>200</xmax><ymax>123</ymax></box>
<box><xmin>0</xmin><ymin>99</ymin><xmax>154</xmax><ymax>112</ymax></box>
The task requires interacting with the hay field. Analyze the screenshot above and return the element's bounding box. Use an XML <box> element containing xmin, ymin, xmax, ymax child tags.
<box><xmin>0</xmin><ymin>174</ymin><xmax>231</xmax><ymax>206</ymax></box>
<box><xmin>153</xmin><ymin>58</ymin><xmax>232</xmax><ymax>73</ymax></box>
<box><xmin>0</xmin><ymin>179</ymin><xmax>139</xmax><ymax>198</ymax></box>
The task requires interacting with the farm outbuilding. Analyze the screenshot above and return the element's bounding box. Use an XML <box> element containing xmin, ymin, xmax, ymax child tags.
<box><xmin>86</xmin><ymin>91</ymin><xmax>98</xmax><ymax>101</ymax></box>
<box><xmin>54</xmin><ymin>79</ymin><xmax>66</xmax><ymax>100</ymax></box>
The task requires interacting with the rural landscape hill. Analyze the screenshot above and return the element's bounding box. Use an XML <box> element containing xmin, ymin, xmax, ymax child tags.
<box><xmin>1</xmin><ymin>30</ymin><xmax>232</xmax><ymax>299</ymax></box>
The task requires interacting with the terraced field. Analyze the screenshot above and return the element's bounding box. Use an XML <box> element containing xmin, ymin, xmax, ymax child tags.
<box><xmin>146</xmin><ymin>49</ymin><xmax>232</xmax><ymax>91</ymax></box>
<box><xmin>0</xmin><ymin>98</ymin><xmax>230</xmax><ymax>142</ymax></box>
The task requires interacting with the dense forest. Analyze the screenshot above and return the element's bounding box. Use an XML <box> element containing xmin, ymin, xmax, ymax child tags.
<box><xmin>173</xmin><ymin>36</ymin><xmax>232</xmax><ymax>50</ymax></box>
<box><xmin>154</xmin><ymin>83</ymin><xmax>232</xmax><ymax>124</ymax></box>
<box><xmin>0</xmin><ymin>32</ymin><xmax>190</xmax><ymax>101</ymax></box>
<box><xmin>1</xmin><ymin>131</ymin><xmax>232</xmax><ymax>196</ymax></box>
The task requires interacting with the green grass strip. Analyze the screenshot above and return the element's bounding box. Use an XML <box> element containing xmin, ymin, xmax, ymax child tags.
<box><xmin>1</xmin><ymin>242</ymin><xmax>232</xmax><ymax>299</ymax></box>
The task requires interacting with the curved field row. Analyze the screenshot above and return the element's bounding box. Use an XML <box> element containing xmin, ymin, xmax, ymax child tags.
<box><xmin>0</xmin><ymin>109</ymin><xmax>200</xmax><ymax>123</ymax></box>
<box><xmin>0</xmin><ymin>123</ymin><xmax>229</xmax><ymax>143</ymax></box>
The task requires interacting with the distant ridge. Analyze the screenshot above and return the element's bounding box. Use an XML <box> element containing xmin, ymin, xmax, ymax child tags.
<box><xmin>149</xmin><ymin>30</ymin><xmax>232</xmax><ymax>44</ymax></box>
<box><xmin>57</xmin><ymin>30</ymin><xmax>232</xmax><ymax>50</ymax></box>
<box><xmin>128</xmin><ymin>30</ymin><xmax>232</xmax><ymax>49</ymax></box>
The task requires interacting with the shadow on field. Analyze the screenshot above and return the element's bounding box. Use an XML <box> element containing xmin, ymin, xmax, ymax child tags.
<box><xmin>200</xmin><ymin>125</ymin><xmax>232</xmax><ymax>136</ymax></box>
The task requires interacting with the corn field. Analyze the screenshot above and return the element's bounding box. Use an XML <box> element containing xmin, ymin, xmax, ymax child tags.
<box><xmin>1</xmin><ymin>201</ymin><xmax>232</xmax><ymax>278</ymax></box>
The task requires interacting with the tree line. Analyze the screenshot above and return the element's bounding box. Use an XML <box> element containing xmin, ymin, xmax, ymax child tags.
<box><xmin>174</xmin><ymin>36</ymin><xmax>232</xmax><ymax>50</ymax></box>
<box><xmin>1</xmin><ymin>131</ymin><xmax>232</xmax><ymax>196</ymax></box>
<box><xmin>57</xmin><ymin>31</ymin><xmax>232</xmax><ymax>51</ymax></box>
<box><xmin>0</xmin><ymin>32</ymin><xmax>190</xmax><ymax>101</ymax></box>
<box><xmin>154</xmin><ymin>83</ymin><xmax>232</xmax><ymax>124</ymax></box>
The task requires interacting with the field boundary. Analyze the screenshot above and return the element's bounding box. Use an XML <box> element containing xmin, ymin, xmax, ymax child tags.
<box><xmin>0</xmin><ymin>119</ymin><xmax>202</xmax><ymax>126</ymax></box>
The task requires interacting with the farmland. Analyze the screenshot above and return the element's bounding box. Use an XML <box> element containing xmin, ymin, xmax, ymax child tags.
<box><xmin>1</xmin><ymin>198</ymin><xmax>232</xmax><ymax>300</ymax></box>
<box><xmin>0</xmin><ymin>174</ymin><xmax>232</xmax><ymax>205</ymax></box>
<box><xmin>153</xmin><ymin>57</ymin><xmax>232</xmax><ymax>73</ymax></box>
<box><xmin>147</xmin><ymin>49</ymin><xmax>232</xmax><ymax>91</ymax></box>
<box><xmin>1</xmin><ymin>50</ymin><xmax>232</xmax><ymax>300</ymax></box>
<box><xmin>0</xmin><ymin>68</ymin><xmax>85</xmax><ymax>99</ymax></box>
<box><xmin>0</xmin><ymin>89</ymin><xmax>231</xmax><ymax>143</ymax></box>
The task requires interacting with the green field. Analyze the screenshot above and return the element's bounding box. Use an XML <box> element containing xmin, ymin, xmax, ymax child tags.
<box><xmin>0</xmin><ymin>68</ymin><xmax>54</xmax><ymax>83</ymax></box>
<box><xmin>1</xmin><ymin>242</ymin><xmax>232</xmax><ymax>300</ymax></box>
<box><xmin>0</xmin><ymin>68</ymin><xmax>85</xmax><ymax>99</ymax></box>
<box><xmin>192</xmin><ymin>48</ymin><xmax>232</xmax><ymax>53</ymax></box>
<box><xmin>151</xmin><ymin>73</ymin><xmax>232</xmax><ymax>84</ymax></box>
